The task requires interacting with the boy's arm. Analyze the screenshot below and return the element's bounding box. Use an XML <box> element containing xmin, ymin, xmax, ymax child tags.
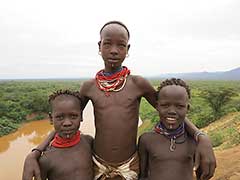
<box><xmin>138</xmin><ymin>135</ymin><xmax>149</xmax><ymax>179</ymax></box>
<box><xmin>79</xmin><ymin>81</ymin><xmax>91</xmax><ymax>115</ymax></box>
<box><xmin>185</xmin><ymin>118</ymin><xmax>216</xmax><ymax>179</ymax></box>
<box><xmin>134</xmin><ymin>76</ymin><xmax>157</xmax><ymax>108</ymax></box>
<box><xmin>22</xmin><ymin>131</ymin><xmax>56</xmax><ymax>180</ymax></box>
<box><xmin>79</xmin><ymin>81</ymin><xmax>92</xmax><ymax>106</ymax></box>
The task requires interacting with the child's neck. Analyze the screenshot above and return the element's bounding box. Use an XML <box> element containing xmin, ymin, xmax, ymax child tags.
<box><xmin>104</xmin><ymin>66</ymin><xmax>122</xmax><ymax>76</ymax></box>
<box><xmin>155</xmin><ymin>122</ymin><xmax>186</xmax><ymax>152</ymax></box>
<box><xmin>155</xmin><ymin>122</ymin><xmax>185</xmax><ymax>139</ymax></box>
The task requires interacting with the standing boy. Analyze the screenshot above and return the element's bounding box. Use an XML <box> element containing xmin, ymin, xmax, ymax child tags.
<box><xmin>139</xmin><ymin>78</ymin><xmax>208</xmax><ymax>180</ymax></box>
<box><xmin>37</xmin><ymin>90</ymin><xmax>93</xmax><ymax>180</ymax></box>
<box><xmin>22</xmin><ymin>21</ymin><xmax>216</xmax><ymax>180</ymax></box>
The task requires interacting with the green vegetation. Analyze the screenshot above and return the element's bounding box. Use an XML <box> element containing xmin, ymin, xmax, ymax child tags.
<box><xmin>205</xmin><ymin>113</ymin><xmax>240</xmax><ymax>149</ymax></box>
<box><xmin>0</xmin><ymin>80</ymin><xmax>83</xmax><ymax>136</ymax></box>
<box><xmin>1</xmin><ymin>79</ymin><xmax>240</xmax><ymax>149</ymax></box>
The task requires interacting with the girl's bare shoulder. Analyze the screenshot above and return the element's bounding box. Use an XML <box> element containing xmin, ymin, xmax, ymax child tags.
<box><xmin>81</xmin><ymin>134</ymin><xmax>94</xmax><ymax>147</ymax></box>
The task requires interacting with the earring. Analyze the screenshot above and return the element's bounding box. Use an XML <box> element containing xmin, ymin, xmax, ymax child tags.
<box><xmin>98</xmin><ymin>51</ymin><xmax>102</xmax><ymax>55</ymax></box>
<box><xmin>126</xmin><ymin>53</ymin><xmax>129</xmax><ymax>58</ymax></box>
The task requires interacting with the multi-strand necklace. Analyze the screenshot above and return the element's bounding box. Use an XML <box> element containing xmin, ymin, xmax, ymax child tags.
<box><xmin>154</xmin><ymin>122</ymin><xmax>186</xmax><ymax>152</ymax></box>
<box><xmin>95</xmin><ymin>66</ymin><xmax>130</xmax><ymax>96</ymax></box>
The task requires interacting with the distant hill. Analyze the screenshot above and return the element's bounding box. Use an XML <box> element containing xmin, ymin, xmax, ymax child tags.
<box><xmin>155</xmin><ymin>67</ymin><xmax>240</xmax><ymax>80</ymax></box>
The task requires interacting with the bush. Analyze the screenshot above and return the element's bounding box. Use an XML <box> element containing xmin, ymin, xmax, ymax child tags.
<box><xmin>209</xmin><ymin>131</ymin><xmax>224</xmax><ymax>147</ymax></box>
<box><xmin>225</xmin><ymin>127</ymin><xmax>240</xmax><ymax>146</ymax></box>
<box><xmin>0</xmin><ymin>117</ymin><xmax>19</xmax><ymax>137</ymax></box>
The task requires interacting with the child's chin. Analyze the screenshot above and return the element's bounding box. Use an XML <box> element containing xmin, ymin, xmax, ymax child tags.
<box><xmin>165</xmin><ymin>123</ymin><xmax>178</xmax><ymax>130</ymax></box>
<box><xmin>60</xmin><ymin>132</ymin><xmax>76</xmax><ymax>139</ymax></box>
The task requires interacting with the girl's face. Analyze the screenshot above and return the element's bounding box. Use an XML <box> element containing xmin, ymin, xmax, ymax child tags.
<box><xmin>50</xmin><ymin>96</ymin><xmax>82</xmax><ymax>139</ymax></box>
<box><xmin>157</xmin><ymin>85</ymin><xmax>189</xmax><ymax>130</ymax></box>
<box><xmin>99</xmin><ymin>24</ymin><xmax>130</xmax><ymax>72</ymax></box>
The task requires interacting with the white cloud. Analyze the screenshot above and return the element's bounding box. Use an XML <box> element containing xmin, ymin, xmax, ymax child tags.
<box><xmin>0</xmin><ymin>0</ymin><xmax>239</xmax><ymax>79</ymax></box>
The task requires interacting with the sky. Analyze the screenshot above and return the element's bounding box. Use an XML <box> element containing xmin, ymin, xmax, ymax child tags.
<box><xmin>0</xmin><ymin>0</ymin><xmax>240</xmax><ymax>79</ymax></box>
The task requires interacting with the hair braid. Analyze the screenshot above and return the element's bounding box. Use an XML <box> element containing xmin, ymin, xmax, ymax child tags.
<box><xmin>157</xmin><ymin>78</ymin><xmax>191</xmax><ymax>99</ymax></box>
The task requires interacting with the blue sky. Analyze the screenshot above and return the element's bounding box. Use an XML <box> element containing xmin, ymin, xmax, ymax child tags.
<box><xmin>0</xmin><ymin>0</ymin><xmax>240</xmax><ymax>79</ymax></box>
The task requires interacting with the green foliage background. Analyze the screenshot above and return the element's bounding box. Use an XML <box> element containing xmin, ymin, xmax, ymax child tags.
<box><xmin>1</xmin><ymin>79</ymin><xmax>240</xmax><ymax>148</ymax></box>
<box><xmin>0</xmin><ymin>80</ymin><xmax>84</xmax><ymax>136</ymax></box>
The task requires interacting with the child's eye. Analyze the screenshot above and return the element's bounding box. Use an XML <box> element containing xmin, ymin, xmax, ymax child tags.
<box><xmin>103</xmin><ymin>42</ymin><xmax>111</xmax><ymax>48</ymax></box>
<box><xmin>160</xmin><ymin>104</ymin><xmax>169</xmax><ymax>108</ymax></box>
<box><xmin>70</xmin><ymin>114</ymin><xmax>78</xmax><ymax>119</ymax></box>
<box><xmin>55</xmin><ymin>115</ymin><xmax>64</xmax><ymax>120</ymax></box>
<box><xmin>118</xmin><ymin>44</ymin><xmax>126</xmax><ymax>48</ymax></box>
<box><xmin>176</xmin><ymin>104</ymin><xmax>186</xmax><ymax>109</ymax></box>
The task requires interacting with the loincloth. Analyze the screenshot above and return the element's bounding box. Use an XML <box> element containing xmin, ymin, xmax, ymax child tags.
<box><xmin>93</xmin><ymin>151</ymin><xmax>139</xmax><ymax>180</ymax></box>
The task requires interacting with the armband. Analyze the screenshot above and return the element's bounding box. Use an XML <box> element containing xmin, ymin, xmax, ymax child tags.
<box><xmin>194</xmin><ymin>131</ymin><xmax>206</xmax><ymax>142</ymax></box>
<box><xmin>31</xmin><ymin>148</ymin><xmax>43</xmax><ymax>156</ymax></box>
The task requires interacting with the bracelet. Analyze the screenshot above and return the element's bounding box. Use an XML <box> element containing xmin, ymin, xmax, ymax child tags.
<box><xmin>31</xmin><ymin>148</ymin><xmax>43</xmax><ymax>156</ymax></box>
<box><xmin>194</xmin><ymin>131</ymin><xmax>206</xmax><ymax>142</ymax></box>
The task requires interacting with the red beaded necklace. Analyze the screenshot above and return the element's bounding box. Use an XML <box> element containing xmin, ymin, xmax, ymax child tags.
<box><xmin>95</xmin><ymin>66</ymin><xmax>130</xmax><ymax>96</ymax></box>
<box><xmin>51</xmin><ymin>130</ymin><xmax>81</xmax><ymax>148</ymax></box>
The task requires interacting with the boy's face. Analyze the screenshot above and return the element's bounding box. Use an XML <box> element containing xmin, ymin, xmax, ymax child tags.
<box><xmin>50</xmin><ymin>96</ymin><xmax>82</xmax><ymax>139</ymax></box>
<box><xmin>99</xmin><ymin>24</ymin><xmax>130</xmax><ymax>71</ymax></box>
<box><xmin>157</xmin><ymin>85</ymin><xmax>189</xmax><ymax>130</ymax></box>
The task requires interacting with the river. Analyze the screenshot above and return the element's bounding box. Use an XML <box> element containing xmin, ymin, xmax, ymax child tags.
<box><xmin>0</xmin><ymin>102</ymin><xmax>142</xmax><ymax>180</ymax></box>
<box><xmin>0</xmin><ymin>102</ymin><xmax>95</xmax><ymax>180</ymax></box>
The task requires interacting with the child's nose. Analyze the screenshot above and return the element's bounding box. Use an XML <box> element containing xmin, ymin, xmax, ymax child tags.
<box><xmin>168</xmin><ymin>106</ymin><xmax>177</xmax><ymax>114</ymax></box>
<box><xmin>110</xmin><ymin>45</ymin><xmax>118</xmax><ymax>54</ymax></box>
<box><xmin>62</xmin><ymin>119</ymin><xmax>72</xmax><ymax>126</ymax></box>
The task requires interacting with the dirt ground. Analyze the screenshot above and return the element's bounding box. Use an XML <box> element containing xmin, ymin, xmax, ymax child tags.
<box><xmin>212</xmin><ymin>144</ymin><xmax>240</xmax><ymax>180</ymax></box>
<box><xmin>201</xmin><ymin>112</ymin><xmax>240</xmax><ymax>180</ymax></box>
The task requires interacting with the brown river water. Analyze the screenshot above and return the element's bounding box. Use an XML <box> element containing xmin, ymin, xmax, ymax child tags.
<box><xmin>0</xmin><ymin>102</ymin><xmax>95</xmax><ymax>180</ymax></box>
<box><xmin>0</xmin><ymin>102</ymin><xmax>142</xmax><ymax>180</ymax></box>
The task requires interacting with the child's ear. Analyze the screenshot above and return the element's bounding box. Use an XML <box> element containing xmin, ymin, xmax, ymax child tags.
<box><xmin>187</xmin><ymin>103</ymin><xmax>191</xmax><ymax>110</ymax></box>
<box><xmin>48</xmin><ymin>112</ymin><xmax>53</xmax><ymax>125</ymax></box>
<box><xmin>127</xmin><ymin>44</ymin><xmax>130</xmax><ymax>51</ymax></box>
<box><xmin>98</xmin><ymin>41</ymin><xmax>101</xmax><ymax>49</ymax></box>
<box><xmin>80</xmin><ymin>112</ymin><xmax>83</xmax><ymax>122</ymax></box>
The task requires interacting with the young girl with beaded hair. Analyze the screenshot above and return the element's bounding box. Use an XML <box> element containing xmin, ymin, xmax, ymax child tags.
<box><xmin>23</xmin><ymin>21</ymin><xmax>216</xmax><ymax>180</ymax></box>
<box><xmin>38</xmin><ymin>90</ymin><xmax>93</xmax><ymax>180</ymax></box>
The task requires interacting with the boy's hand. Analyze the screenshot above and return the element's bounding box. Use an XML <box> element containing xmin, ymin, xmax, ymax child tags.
<box><xmin>22</xmin><ymin>152</ymin><xmax>42</xmax><ymax>180</ymax></box>
<box><xmin>195</xmin><ymin>134</ymin><xmax>216</xmax><ymax>180</ymax></box>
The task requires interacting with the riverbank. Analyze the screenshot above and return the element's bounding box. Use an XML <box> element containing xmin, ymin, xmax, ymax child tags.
<box><xmin>0</xmin><ymin>113</ymin><xmax>47</xmax><ymax>137</ymax></box>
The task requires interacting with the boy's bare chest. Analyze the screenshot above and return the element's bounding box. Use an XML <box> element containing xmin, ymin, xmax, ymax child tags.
<box><xmin>90</xmin><ymin>84</ymin><xmax>141</xmax><ymax>108</ymax></box>
<box><xmin>148</xmin><ymin>135</ymin><xmax>195</xmax><ymax>162</ymax></box>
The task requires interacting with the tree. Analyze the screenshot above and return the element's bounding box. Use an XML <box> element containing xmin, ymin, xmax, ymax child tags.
<box><xmin>201</xmin><ymin>88</ymin><xmax>237</xmax><ymax>121</ymax></box>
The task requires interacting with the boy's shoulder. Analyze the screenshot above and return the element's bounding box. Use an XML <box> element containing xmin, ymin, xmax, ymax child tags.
<box><xmin>139</xmin><ymin>131</ymin><xmax>156</xmax><ymax>143</ymax></box>
<box><xmin>129</xmin><ymin>74</ymin><xmax>147</xmax><ymax>83</ymax></box>
<box><xmin>81</xmin><ymin>78</ymin><xmax>96</xmax><ymax>89</ymax></box>
<box><xmin>129</xmin><ymin>75</ymin><xmax>152</xmax><ymax>89</ymax></box>
<box><xmin>80</xmin><ymin>79</ymin><xmax>97</xmax><ymax>96</ymax></box>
